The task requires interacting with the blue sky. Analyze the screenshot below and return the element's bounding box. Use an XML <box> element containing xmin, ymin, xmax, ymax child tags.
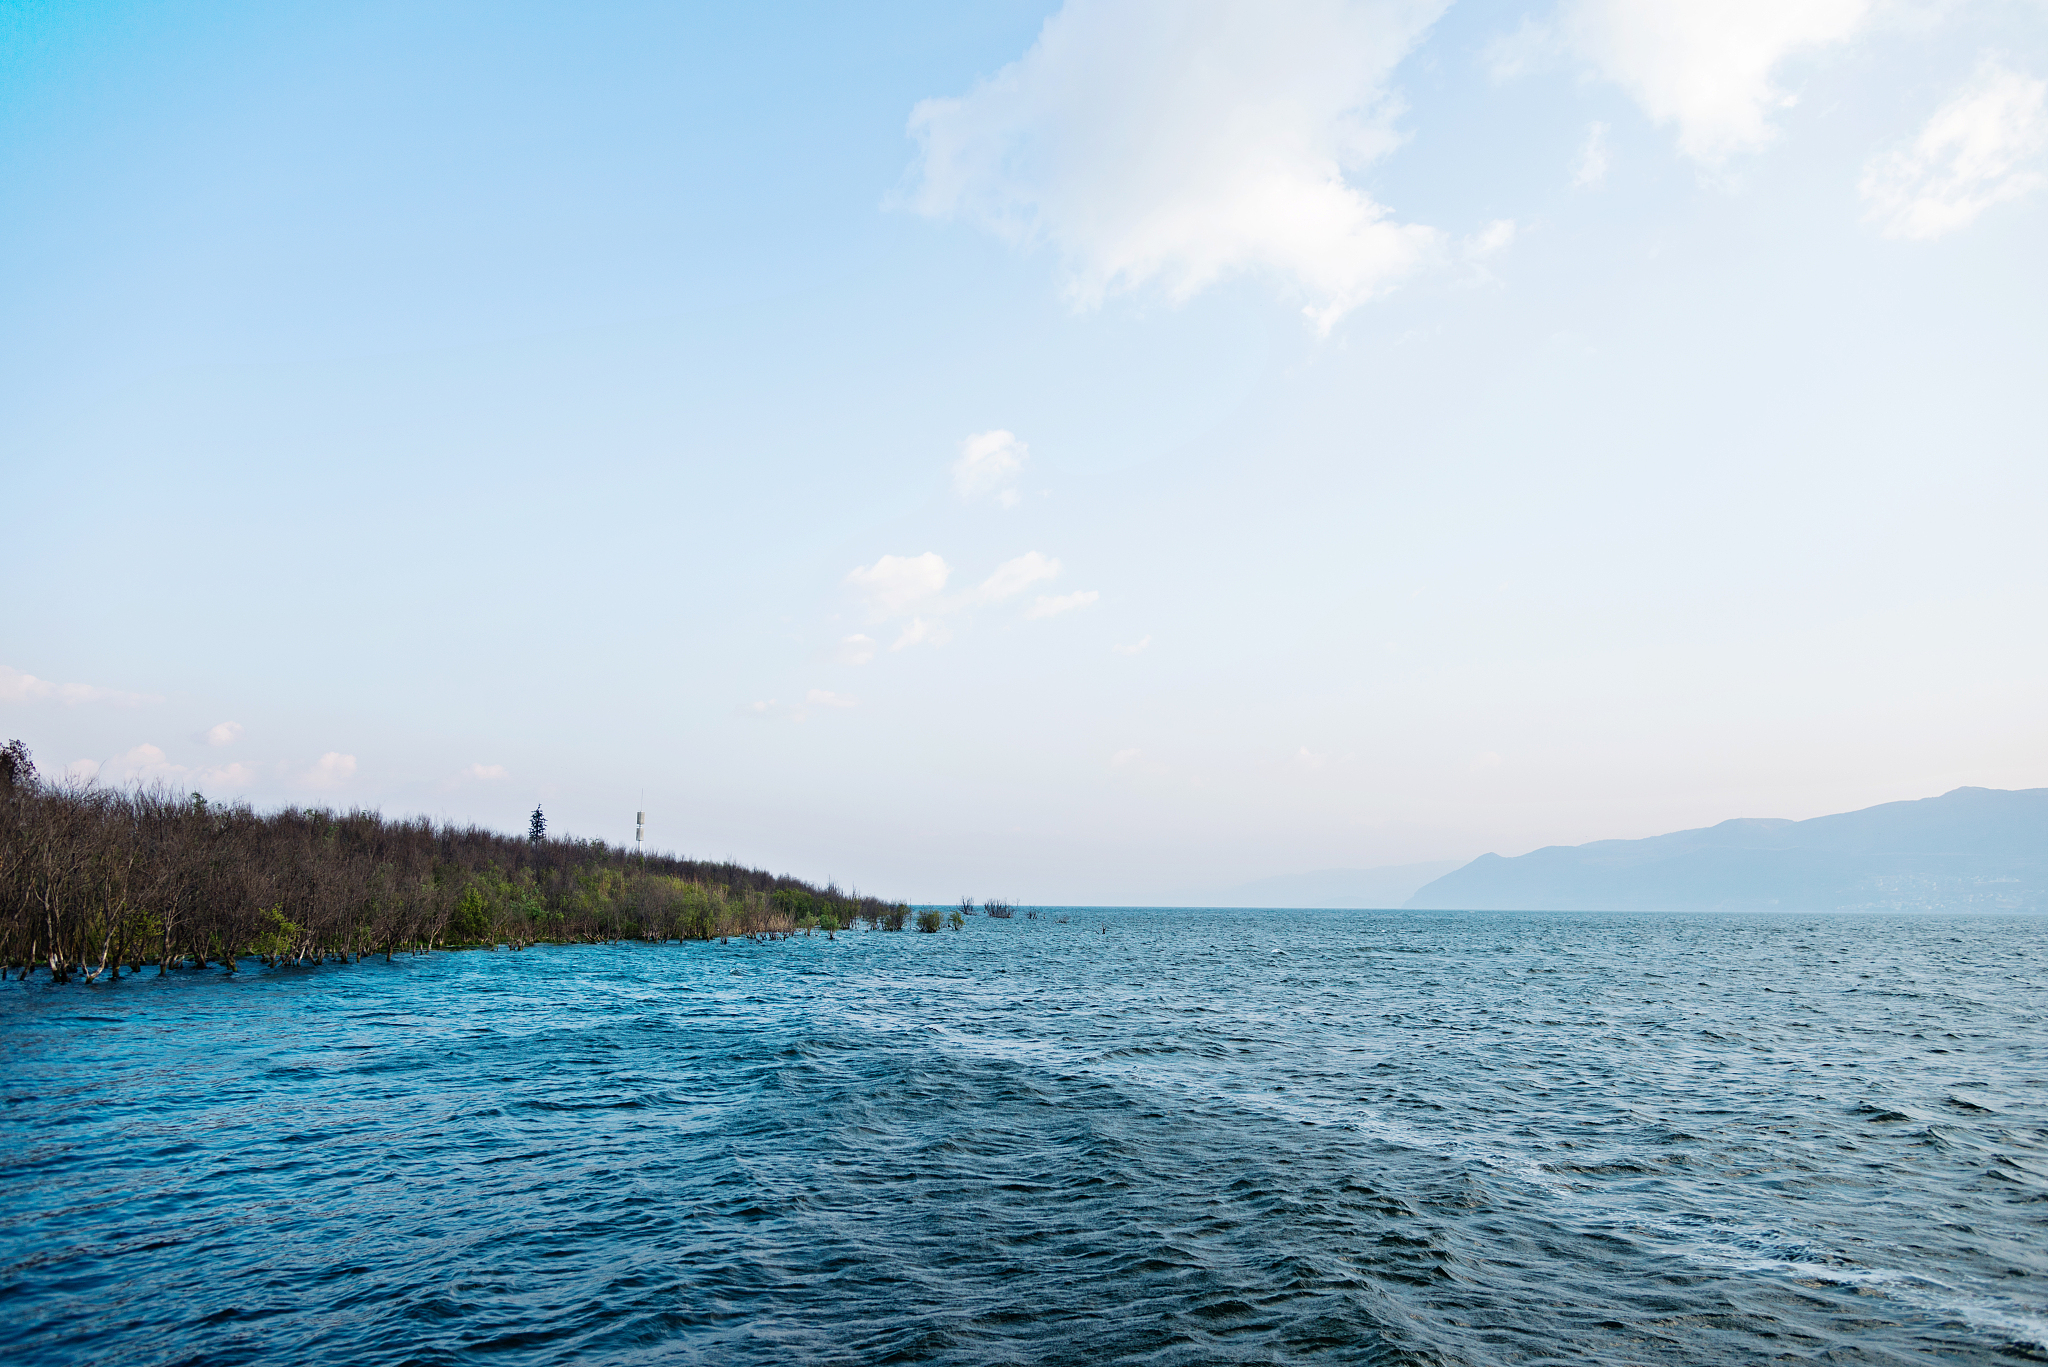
<box><xmin>4</xmin><ymin>0</ymin><xmax>2044</xmax><ymax>903</ymax></box>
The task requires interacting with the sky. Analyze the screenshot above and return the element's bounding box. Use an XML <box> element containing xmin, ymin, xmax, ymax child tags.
<box><xmin>3</xmin><ymin>0</ymin><xmax>2044</xmax><ymax>904</ymax></box>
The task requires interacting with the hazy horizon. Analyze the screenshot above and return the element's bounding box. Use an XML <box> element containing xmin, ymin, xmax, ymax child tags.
<box><xmin>5</xmin><ymin>1</ymin><xmax>2044</xmax><ymax>903</ymax></box>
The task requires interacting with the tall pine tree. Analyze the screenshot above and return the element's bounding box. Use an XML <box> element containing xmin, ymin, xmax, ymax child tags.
<box><xmin>528</xmin><ymin>804</ymin><xmax>546</xmax><ymax>844</ymax></box>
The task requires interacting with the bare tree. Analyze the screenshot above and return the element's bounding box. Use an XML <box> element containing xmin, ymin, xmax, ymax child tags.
<box><xmin>0</xmin><ymin>743</ymin><xmax>906</xmax><ymax>982</ymax></box>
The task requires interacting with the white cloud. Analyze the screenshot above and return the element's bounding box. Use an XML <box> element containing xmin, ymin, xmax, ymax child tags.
<box><xmin>1113</xmin><ymin>635</ymin><xmax>1152</xmax><ymax>655</ymax></box>
<box><xmin>115</xmin><ymin>743</ymin><xmax>172</xmax><ymax>778</ymax></box>
<box><xmin>904</xmin><ymin>0</ymin><xmax>1452</xmax><ymax>332</ymax></box>
<box><xmin>806</xmin><ymin>689</ymin><xmax>857</xmax><ymax>708</ymax></box>
<box><xmin>980</xmin><ymin>550</ymin><xmax>1062</xmax><ymax>600</ymax></box>
<box><xmin>955</xmin><ymin>430</ymin><xmax>1029</xmax><ymax>505</ymax></box>
<box><xmin>1458</xmin><ymin>218</ymin><xmax>1518</xmax><ymax>285</ymax></box>
<box><xmin>64</xmin><ymin>758</ymin><xmax>102</xmax><ymax>783</ymax></box>
<box><xmin>203</xmin><ymin>721</ymin><xmax>244</xmax><ymax>747</ymax></box>
<box><xmin>1547</xmin><ymin>0</ymin><xmax>1874</xmax><ymax>164</ymax></box>
<box><xmin>303</xmin><ymin>752</ymin><xmax>357</xmax><ymax>789</ymax></box>
<box><xmin>88</xmin><ymin>743</ymin><xmax>257</xmax><ymax>791</ymax></box>
<box><xmin>1862</xmin><ymin>58</ymin><xmax>2048</xmax><ymax>239</ymax></box>
<box><xmin>892</xmin><ymin>616</ymin><xmax>949</xmax><ymax>650</ymax></box>
<box><xmin>1573</xmin><ymin>121</ymin><xmax>1610</xmax><ymax>186</ymax></box>
<box><xmin>1026</xmin><ymin>590</ymin><xmax>1099</xmax><ymax>619</ymax></box>
<box><xmin>843</xmin><ymin>549</ymin><xmax>1084</xmax><ymax>652</ymax></box>
<box><xmin>1465</xmin><ymin>218</ymin><xmax>1517</xmax><ymax>257</ymax></box>
<box><xmin>1484</xmin><ymin>13</ymin><xmax>1565</xmax><ymax>82</ymax></box>
<box><xmin>466</xmin><ymin>763</ymin><xmax>509</xmax><ymax>781</ymax></box>
<box><xmin>847</xmin><ymin>552</ymin><xmax>951</xmax><ymax>619</ymax></box>
<box><xmin>1111</xmin><ymin>747</ymin><xmax>1142</xmax><ymax>768</ymax></box>
<box><xmin>1293</xmin><ymin>746</ymin><xmax>1331</xmax><ymax>771</ymax></box>
<box><xmin>0</xmin><ymin>664</ymin><xmax>157</xmax><ymax>707</ymax></box>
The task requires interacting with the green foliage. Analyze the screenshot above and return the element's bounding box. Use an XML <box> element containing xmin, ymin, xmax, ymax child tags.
<box><xmin>448</xmin><ymin>885</ymin><xmax>493</xmax><ymax>943</ymax></box>
<box><xmin>916</xmin><ymin>908</ymin><xmax>943</xmax><ymax>933</ymax></box>
<box><xmin>948</xmin><ymin>909</ymin><xmax>964</xmax><ymax>931</ymax></box>
<box><xmin>250</xmin><ymin>905</ymin><xmax>300</xmax><ymax>958</ymax></box>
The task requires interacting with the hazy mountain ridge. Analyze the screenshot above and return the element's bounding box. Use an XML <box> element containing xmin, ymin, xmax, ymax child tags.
<box><xmin>1405</xmin><ymin>787</ymin><xmax>2047</xmax><ymax>913</ymax></box>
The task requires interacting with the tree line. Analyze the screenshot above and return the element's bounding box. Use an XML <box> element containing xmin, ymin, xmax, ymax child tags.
<box><xmin>0</xmin><ymin>741</ymin><xmax>912</xmax><ymax>983</ymax></box>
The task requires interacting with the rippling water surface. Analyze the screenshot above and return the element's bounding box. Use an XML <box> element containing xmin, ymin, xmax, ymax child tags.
<box><xmin>5</xmin><ymin>909</ymin><xmax>2046</xmax><ymax>1365</ymax></box>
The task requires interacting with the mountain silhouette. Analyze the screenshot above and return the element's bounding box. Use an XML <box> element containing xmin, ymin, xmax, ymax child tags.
<box><xmin>1405</xmin><ymin>786</ymin><xmax>2046</xmax><ymax>912</ymax></box>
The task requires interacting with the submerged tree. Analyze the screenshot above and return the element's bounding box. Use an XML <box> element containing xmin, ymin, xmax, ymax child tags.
<box><xmin>0</xmin><ymin>746</ymin><xmax>901</xmax><ymax>980</ymax></box>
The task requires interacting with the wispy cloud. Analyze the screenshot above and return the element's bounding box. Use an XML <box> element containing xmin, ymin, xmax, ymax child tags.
<box><xmin>954</xmin><ymin>430</ymin><xmax>1029</xmax><ymax>506</ymax></box>
<box><xmin>1111</xmin><ymin>747</ymin><xmax>1142</xmax><ymax>768</ymax></box>
<box><xmin>1458</xmin><ymin>218</ymin><xmax>1518</xmax><ymax>286</ymax></box>
<box><xmin>847</xmin><ymin>553</ymin><xmax>951</xmax><ymax>619</ymax></box>
<box><xmin>1573</xmin><ymin>121</ymin><xmax>1610</xmax><ymax>187</ymax></box>
<box><xmin>1113</xmin><ymin>635</ymin><xmax>1152</xmax><ymax>656</ymax></box>
<box><xmin>904</xmin><ymin>0</ymin><xmax>1452</xmax><ymax>332</ymax></box>
<box><xmin>892</xmin><ymin>617</ymin><xmax>948</xmax><ymax>651</ymax></box>
<box><xmin>103</xmin><ymin>746</ymin><xmax>177</xmax><ymax>785</ymax></box>
<box><xmin>1504</xmin><ymin>0</ymin><xmax>1875</xmax><ymax>166</ymax></box>
<box><xmin>980</xmin><ymin>550</ymin><xmax>1062</xmax><ymax>600</ymax></box>
<box><xmin>88</xmin><ymin>743</ymin><xmax>257</xmax><ymax>791</ymax></box>
<box><xmin>1465</xmin><ymin>219</ymin><xmax>1516</xmax><ymax>257</ymax></box>
<box><xmin>843</xmin><ymin>547</ymin><xmax>1088</xmax><ymax>654</ymax></box>
<box><xmin>1</xmin><ymin>664</ymin><xmax>158</xmax><ymax>707</ymax></box>
<box><xmin>466</xmin><ymin>763</ymin><xmax>509</xmax><ymax>781</ymax></box>
<box><xmin>806</xmin><ymin>688</ymin><xmax>857</xmax><ymax>709</ymax></box>
<box><xmin>202</xmin><ymin>721</ymin><xmax>244</xmax><ymax>747</ymax></box>
<box><xmin>302</xmin><ymin>752</ymin><xmax>357</xmax><ymax>789</ymax></box>
<box><xmin>1862</xmin><ymin>58</ymin><xmax>2047</xmax><ymax>239</ymax></box>
<box><xmin>1026</xmin><ymin>590</ymin><xmax>1099</xmax><ymax>619</ymax></box>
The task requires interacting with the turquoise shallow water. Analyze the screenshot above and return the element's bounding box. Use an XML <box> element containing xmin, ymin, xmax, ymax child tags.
<box><xmin>3</xmin><ymin>908</ymin><xmax>2045</xmax><ymax>1365</ymax></box>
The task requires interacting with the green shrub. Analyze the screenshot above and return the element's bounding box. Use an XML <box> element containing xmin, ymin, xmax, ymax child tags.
<box><xmin>448</xmin><ymin>885</ymin><xmax>493</xmax><ymax>943</ymax></box>
<box><xmin>916</xmin><ymin>908</ymin><xmax>943</xmax><ymax>933</ymax></box>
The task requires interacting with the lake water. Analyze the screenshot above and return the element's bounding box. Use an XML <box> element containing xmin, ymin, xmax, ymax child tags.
<box><xmin>4</xmin><ymin>909</ymin><xmax>2045</xmax><ymax>1365</ymax></box>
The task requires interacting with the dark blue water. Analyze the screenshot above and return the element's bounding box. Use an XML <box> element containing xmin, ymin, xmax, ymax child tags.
<box><xmin>4</xmin><ymin>909</ymin><xmax>2045</xmax><ymax>1365</ymax></box>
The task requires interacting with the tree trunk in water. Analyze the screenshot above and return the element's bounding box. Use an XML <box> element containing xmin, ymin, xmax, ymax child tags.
<box><xmin>86</xmin><ymin>923</ymin><xmax>119</xmax><ymax>983</ymax></box>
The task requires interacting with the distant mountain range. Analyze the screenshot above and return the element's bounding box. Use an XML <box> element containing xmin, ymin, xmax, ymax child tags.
<box><xmin>1404</xmin><ymin>786</ymin><xmax>2046</xmax><ymax>913</ymax></box>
